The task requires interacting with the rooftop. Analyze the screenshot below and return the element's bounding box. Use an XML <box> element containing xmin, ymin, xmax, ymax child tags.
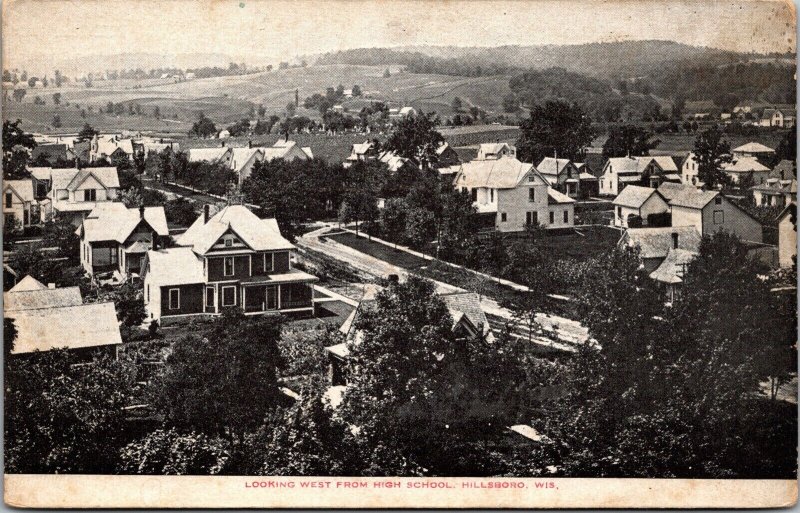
<box><xmin>178</xmin><ymin>205</ymin><xmax>295</xmax><ymax>255</ymax></box>
<box><xmin>621</xmin><ymin>226</ymin><xmax>702</xmax><ymax>260</ymax></box>
<box><xmin>612</xmin><ymin>185</ymin><xmax>661</xmax><ymax>208</ymax></box>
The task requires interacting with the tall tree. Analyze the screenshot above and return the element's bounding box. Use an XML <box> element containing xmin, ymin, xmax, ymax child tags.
<box><xmin>602</xmin><ymin>125</ymin><xmax>660</xmax><ymax>158</ymax></box>
<box><xmin>383</xmin><ymin>113</ymin><xmax>445</xmax><ymax>170</ymax></box>
<box><xmin>516</xmin><ymin>100</ymin><xmax>594</xmax><ymax>164</ymax></box>
<box><xmin>693</xmin><ymin>126</ymin><xmax>732</xmax><ymax>189</ymax></box>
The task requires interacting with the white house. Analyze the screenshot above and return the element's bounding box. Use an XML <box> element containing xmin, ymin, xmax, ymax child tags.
<box><xmin>3</xmin><ymin>179</ymin><xmax>36</xmax><ymax>229</ymax></box>
<box><xmin>234</xmin><ymin>140</ymin><xmax>312</xmax><ymax>183</ymax></box>
<box><xmin>476</xmin><ymin>142</ymin><xmax>516</xmax><ymax>161</ymax></box>
<box><xmin>721</xmin><ymin>156</ymin><xmax>771</xmax><ymax>185</ymax></box>
<box><xmin>679</xmin><ymin>152</ymin><xmax>704</xmax><ymax>187</ymax></box>
<box><xmin>187</xmin><ymin>147</ymin><xmax>234</xmax><ymax>167</ymax></box>
<box><xmin>343</xmin><ymin>140</ymin><xmax>379</xmax><ymax>168</ymax></box>
<box><xmin>757</xmin><ymin>108</ymin><xmax>795</xmax><ymax>128</ymax></box>
<box><xmin>599</xmin><ymin>156</ymin><xmax>679</xmax><ymax>196</ymax></box>
<box><xmin>732</xmin><ymin>142</ymin><xmax>775</xmax><ymax>159</ymax></box>
<box><xmin>452</xmin><ymin>156</ymin><xmax>575</xmax><ymax>232</ymax></box>
<box><xmin>48</xmin><ymin>167</ymin><xmax>120</xmax><ymax>223</ymax></box>
<box><xmin>669</xmin><ymin>189</ymin><xmax>763</xmax><ymax>243</ymax></box>
<box><xmin>89</xmin><ymin>134</ymin><xmax>135</xmax><ymax>163</ymax></box>
<box><xmin>536</xmin><ymin>157</ymin><xmax>581</xmax><ymax>198</ymax></box>
<box><xmin>611</xmin><ymin>185</ymin><xmax>669</xmax><ymax>228</ymax></box>
<box><xmin>751</xmin><ymin>179</ymin><xmax>797</xmax><ymax>208</ymax></box>
<box><xmin>777</xmin><ymin>203</ymin><xmax>796</xmax><ymax>268</ymax></box>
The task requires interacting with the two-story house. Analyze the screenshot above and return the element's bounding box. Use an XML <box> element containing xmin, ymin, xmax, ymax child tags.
<box><xmin>453</xmin><ymin>156</ymin><xmax>575</xmax><ymax>232</ymax></box>
<box><xmin>142</xmin><ymin>205</ymin><xmax>317</xmax><ymax>323</ymax></box>
<box><xmin>89</xmin><ymin>134</ymin><xmax>135</xmax><ymax>163</ymax></box>
<box><xmin>436</xmin><ymin>142</ymin><xmax>461</xmax><ymax>168</ymax></box>
<box><xmin>599</xmin><ymin>156</ymin><xmax>681</xmax><ymax>196</ymax></box>
<box><xmin>187</xmin><ymin>146</ymin><xmax>234</xmax><ymax>167</ymax></box>
<box><xmin>48</xmin><ymin>167</ymin><xmax>120</xmax><ymax>224</ymax></box>
<box><xmin>721</xmin><ymin>156</ymin><xmax>771</xmax><ymax>185</ymax></box>
<box><xmin>758</xmin><ymin>108</ymin><xmax>796</xmax><ymax>128</ymax></box>
<box><xmin>536</xmin><ymin>157</ymin><xmax>581</xmax><ymax>198</ymax></box>
<box><xmin>476</xmin><ymin>142</ymin><xmax>516</xmax><ymax>160</ymax></box>
<box><xmin>233</xmin><ymin>140</ymin><xmax>313</xmax><ymax>183</ymax></box>
<box><xmin>3</xmin><ymin>179</ymin><xmax>36</xmax><ymax>230</ymax></box>
<box><xmin>77</xmin><ymin>203</ymin><xmax>169</xmax><ymax>278</ymax></box>
<box><xmin>751</xmin><ymin>179</ymin><xmax>797</xmax><ymax>208</ymax></box>
<box><xmin>669</xmin><ymin>189</ymin><xmax>763</xmax><ymax>243</ymax></box>
<box><xmin>732</xmin><ymin>142</ymin><xmax>776</xmax><ymax>159</ymax></box>
<box><xmin>343</xmin><ymin>140</ymin><xmax>380</xmax><ymax>168</ymax></box>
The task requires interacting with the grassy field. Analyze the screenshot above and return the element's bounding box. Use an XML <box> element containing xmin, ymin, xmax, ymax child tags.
<box><xmin>3</xmin><ymin>64</ymin><xmax>517</xmax><ymax>133</ymax></box>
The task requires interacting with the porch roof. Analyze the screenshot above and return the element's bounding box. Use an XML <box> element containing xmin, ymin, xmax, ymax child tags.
<box><xmin>240</xmin><ymin>270</ymin><xmax>319</xmax><ymax>285</ymax></box>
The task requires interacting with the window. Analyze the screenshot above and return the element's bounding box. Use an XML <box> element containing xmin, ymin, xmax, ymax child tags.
<box><xmin>222</xmin><ymin>286</ymin><xmax>237</xmax><ymax>306</ymax></box>
<box><xmin>713</xmin><ymin>210</ymin><xmax>724</xmax><ymax>224</ymax></box>
<box><xmin>225</xmin><ymin>238</ymin><xmax>233</xmax><ymax>247</ymax></box>
<box><xmin>714</xmin><ymin>196</ymin><xmax>722</xmax><ymax>205</ymax></box>
<box><xmin>563</xmin><ymin>210</ymin><xmax>569</xmax><ymax>223</ymax></box>
<box><xmin>224</xmin><ymin>256</ymin><xmax>234</xmax><ymax>276</ymax></box>
<box><xmin>549</xmin><ymin>211</ymin><xmax>554</xmax><ymax>224</ymax></box>
<box><xmin>83</xmin><ymin>189</ymin><xmax>96</xmax><ymax>201</ymax></box>
<box><xmin>500</xmin><ymin>212</ymin><xmax>507</xmax><ymax>222</ymax></box>
<box><xmin>168</xmin><ymin>288</ymin><xmax>180</xmax><ymax>310</ymax></box>
<box><xmin>206</xmin><ymin>286</ymin><xmax>215</xmax><ymax>307</ymax></box>
<box><xmin>489</xmin><ymin>189</ymin><xmax>494</xmax><ymax>202</ymax></box>
<box><xmin>617</xmin><ymin>206</ymin><xmax>622</xmax><ymax>217</ymax></box>
<box><xmin>526</xmin><ymin>211</ymin><xmax>538</xmax><ymax>226</ymax></box>
<box><xmin>4</xmin><ymin>192</ymin><xmax>11</xmax><ymax>207</ymax></box>
<box><xmin>528</xmin><ymin>188</ymin><xmax>535</xmax><ymax>202</ymax></box>
<box><xmin>263</xmin><ymin>253</ymin><xmax>274</xmax><ymax>273</ymax></box>
<box><xmin>471</xmin><ymin>189</ymin><xmax>477</xmax><ymax>201</ymax></box>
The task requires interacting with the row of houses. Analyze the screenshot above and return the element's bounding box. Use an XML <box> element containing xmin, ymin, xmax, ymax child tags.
<box><xmin>186</xmin><ymin>138</ymin><xmax>313</xmax><ymax>184</ymax></box>
<box><xmin>29</xmin><ymin>133</ymin><xmax>180</xmax><ymax>166</ymax></box>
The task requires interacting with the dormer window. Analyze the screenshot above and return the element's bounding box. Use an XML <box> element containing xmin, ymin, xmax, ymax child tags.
<box><xmin>83</xmin><ymin>189</ymin><xmax>96</xmax><ymax>201</ymax></box>
<box><xmin>4</xmin><ymin>192</ymin><xmax>12</xmax><ymax>207</ymax></box>
<box><xmin>225</xmin><ymin>239</ymin><xmax>233</xmax><ymax>247</ymax></box>
<box><xmin>714</xmin><ymin>196</ymin><xmax>722</xmax><ymax>205</ymax></box>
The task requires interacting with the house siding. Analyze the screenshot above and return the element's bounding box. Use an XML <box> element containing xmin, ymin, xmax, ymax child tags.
<box><xmin>160</xmin><ymin>283</ymin><xmax>204</xmax><ymax>315</ymax></box>
<box><xmin>778</xmin><ymin>212</ymin><xmax>797</xmax><ymax>267</ymax></box>
<box><xmin>615</xmin><ymin>194</ymin><xmax>669</xmax><ymax>227</ymax></box>
<box><xmin>208</xmin><ymin>255</ymin><xmax>251</xmax><ymax>282</ymax></box>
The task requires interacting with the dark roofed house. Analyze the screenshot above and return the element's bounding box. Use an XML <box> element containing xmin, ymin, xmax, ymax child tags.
<box><xmin>30</xmin><ymin>144</ymin><xmax>71</xmax><ymax>165</ymax></box>
<box><xmin>770</xmin><ymin>159</ymin><xmax>797</xmax><ymax>181</ymax></box>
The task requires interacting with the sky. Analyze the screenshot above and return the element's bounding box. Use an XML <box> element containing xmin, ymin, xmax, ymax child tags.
<box><xmin>2</xmin><ymin>0</ymin><xmax>796</xmax><ymax>71</ymax></box>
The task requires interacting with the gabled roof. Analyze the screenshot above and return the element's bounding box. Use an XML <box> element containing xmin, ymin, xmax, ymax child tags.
<box><xmin>547</xmin><ymin>188</ymin><xmax>577</xmax><ymax>204</ymax></box>
<box><xmin>379</xmin><ymin>151</ymin><xmax>416</xmax><ymax>172</ymax></box>
<box><xmin>476</xmin><ymin>142</ymin><xmax>515</xmax><ymax>159</ymax></box>
<box><xmin>436</xmin><ymin>142</ymin><xmax>455</xmax><ymax>155</ymax></box>
<box><xmin>455</xmin><ymin>157</ymin><xmax>541</xmax><ymax>189</ymax></box>
<box><xmin>620</xmin><ymin>226</ymin><xmax>702</xmax><ymax>260</ymax></box>
<box><xmin>144</xmin><ymin>246</ymin><xmax>205</xmax><ymax>287</ymax></box>
<box><xmin>6</xmin><ymin>302</ymin><xmax>122</xmax><ymax>355</ymax></box>
<box><xmin>4</xmin><ymin>286</ymin><xmax>83</xmax><ymax>312</ymax></box>
<box><xmin>9</xmin><ymin>275</ymin><xmax>47</xmax><ymax>292</ymax></box>
<box><xmin>604</xmin><ymin>157</ymin><xmax>640</xmax><ymax>175</ymax></box>
<box><xmin>732</xmin><ymin>142</ymin><xmax>775</xmax><ymax>154</ymax></box>
<box><xmin>751</xmin><ymin>178</ymin><xmax>797</xmax><ymax>194</ymax></box>
<box><xmin>350</xmin><ymin>141</ymin><xmax>375</xmax><ymax>156</ymax></box>
<box><xmin>777</xmin><ymin>202</ymin><xmax>797</xmax><ymax>222</ymax></box>
<box><xmin>537</xmin><ymin>157</ymin><xmax>573</xmax><ymax>177</ymax></box>
<box><xmin>760</xmin><ymin>109</ymin><xmax>795</xmax><ymax>120</ymax></box>
<box><xmin>649</xmin><ymin>248</ymin><xmax>698</xmax><ymax>284</ymax></box>
<box><xmin>81</xmin><ymin>203</ymin><xmax>169</xmax><ymax>243</ymax></box>
<box><xmin>612</xmin><ymin>185</ymin><xmax>663</xmax><ymax>208</ymax></box>
<box><xmin>649</xmin><ymin>156</ymin><xmax>679</xmax><ymax>173</ymax></box>
<box><xmin>50</xmin><ymin>167</ymin><xmax>120</xmax><ymax>191</ymax></box>
<box><xmin>177</xmin><ymin>205</ymin><xmax>294</xmax><ymax>255</ymax></box>
<box><xmin>668</xmin><ymin>189</ymin><xmax>720</xmax><ymax>209</ymax></box>
<box><xmin>770</xmin><ymin>160</ymin><xmax>796</xmax><ymax>180</ymax></box>
<box><xmin>722</xmin><ymin>156</ymin><xmax>770</xmax><ymax>173</ymax></box>
<box><xmin>230</xmin><ymin>147</ymin><xmax>264</xmax><ymax>172</ymax></box>
<box><xmin>440</xmin><ymin>291</ymin><xmax>493</xmax><ymax>340</ymax></box>
<box><xmin>656</xmin><ymin>182</ymin><xmax>698</xmax><ymax>202</ymax></box>
<box><xmin>3</xmin><ymin>179</ymin><xmax>35</xmax><ymax>203</ymax></box>
<box><xmin>28</xmin><ymin>167</ymin><xmax>53</xmax><ymax>182</ymax></box>
<box><xmin>187</xmin><ymin>147</ymin><xmax>232</xmax><ymax>163</ymax></box>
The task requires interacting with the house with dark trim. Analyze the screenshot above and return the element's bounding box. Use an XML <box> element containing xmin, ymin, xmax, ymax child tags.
<box><xmin>142</xmin><ymin>204</ymin><xmax>317</xmax><ymax>323</ymax></box>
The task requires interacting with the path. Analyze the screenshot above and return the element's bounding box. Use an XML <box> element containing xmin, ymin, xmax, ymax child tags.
<box><xmin>299</xmin><ymin>225</ymin><xmax>588</xmax><ymax>352</ymax></box>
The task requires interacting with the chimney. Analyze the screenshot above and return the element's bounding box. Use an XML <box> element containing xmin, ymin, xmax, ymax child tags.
<box><xmin>159</xmin><ymin>138</ymin><xmax>164</xmax><ymax>144</ymax></box>
<box><xmin>248</xmin><ymin>140</ymin><xmax>252</xmax><ymax>149</ymax></box>
<box><xmin>139</xmin><ymin>205</ymin><xmax>145</xmax><ymax>219</ymax></box>
<box><xmin>671</xmin><ymin>232</ymin><xmax>679</xmax><ymax>249</ymax></box>
<box><xmin>152</xmin><ymin>235</ymin><xmax>158</xmax><ymax>251</ymax></box>
<box><xmin>221</xmin><ymin>141</ymin><xmax>225</xmax><ymax>147</ymax></box>
<box><xmin>47</xmin><ymin>283</ymin><xmax>56</xmax><ymax>289</ymax></box>
<box><xmin>203</xmin><ymin>204</ymin><xmax>210</xmax><ymax>224</ymax></box>
<box><xmin>75</xmin><ymin>158</ymin><xmax>80</xmax><ymax>170</ymax></box>
<box><xmin>285</xmin><ymin>132</ymin><xmax>289</xmax><ymax>143</ymax></box>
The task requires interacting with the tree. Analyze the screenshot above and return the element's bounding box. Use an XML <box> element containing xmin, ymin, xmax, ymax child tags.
<box><xmin>404</xmin><ymin>207</ymin><xmax>436</xmax><ymax>252</ymax></box>
<box><xmin>12</xmin><ymin>88</ymin><xmax>26</xmax><ymax>102</ymax></box>
<box><xmin>153</xmin><ymin>105</ymin><xmax>161</xmax><ymax>119</ymax></box>
<box><xmin>152</xmin><ymin>312</ymin><xmax>284</xmax><ymax>440</ymax></box>
<box><xmin>189</xmin><ymin>113</ymin><xmax>217</xmax><ymax>138</ymax></box>
<box><xmin>4</xmin><ymin>318</ymin><xmax>17</xmax><ymax>361</ymax></box>
<box><xmin>5</xmin><ymin>351</ymin><xmax>135</xmax><ymax>473</ymax></box>
<box><xmin>502</xmin><ymin>93</ymin><xmax>519</xmax><ymax>113</ymax></box>
<box><xmin>351</xmin><ymin>84</ymin><xmax>362</xmax><ymax>97</ymax></box>
<box><xmin>118</xmin><ymin>429</ymin><xmax>229</xmax><ymax>475</ymax></box>
<box><xmin>257</xmin><ymin>104</ymin><xmax>266</xmax><ymax>117</ymax></box>
<box><xmin>383</xmin><ymin>68</ymin><xmax>391</xmax><ymax>78</ymax></box>
<box><xmin>51</xmin><ymin>114</ymin><xmax>61</xmax><ymax>128</ymax></box>
<box><xmin>164</xmin><ymin>197</ymin><xmax>198</xmax><ymax>227</ymax></box>
<box><xmin>52</xmin><ymin>92</ymin><xmax>61</xmax><ymax>105</ymax></box>
<box><xmin>516</xmin><ymin>100</ymin><xmax>594</xmax><ymax>164</ymax></box>
<box><xmin>286</xmin><ymin>102</ymin><xmax>297</xmax><ymax>117</ymax></box>
<box><xmin>383</xmin><ymin>112</ymin><xmax>444</xmax><ymax>170</ymax></box>
<box><xmin>602</xmin><ymin>125</ymin><xmax>660</xmax><ymax>158</ymax></box>
<box><xmin>3</xmin><ymin>119</ymin><xmax>36</xmax><ymax>154</ymax></box>
<box><xmin>381</xmin><ymin>198</ymin><xmax>408</xmax><ymax>247</ymax></box>
<box><xmin>693</xmin><ymin>126</ymin><xmax>732</xmax><ymax>189</ymax></box>
<box><xmin>451</xmin><ymin>96</ymin><xmax>463</xmax><ymax>112</ymax></box>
